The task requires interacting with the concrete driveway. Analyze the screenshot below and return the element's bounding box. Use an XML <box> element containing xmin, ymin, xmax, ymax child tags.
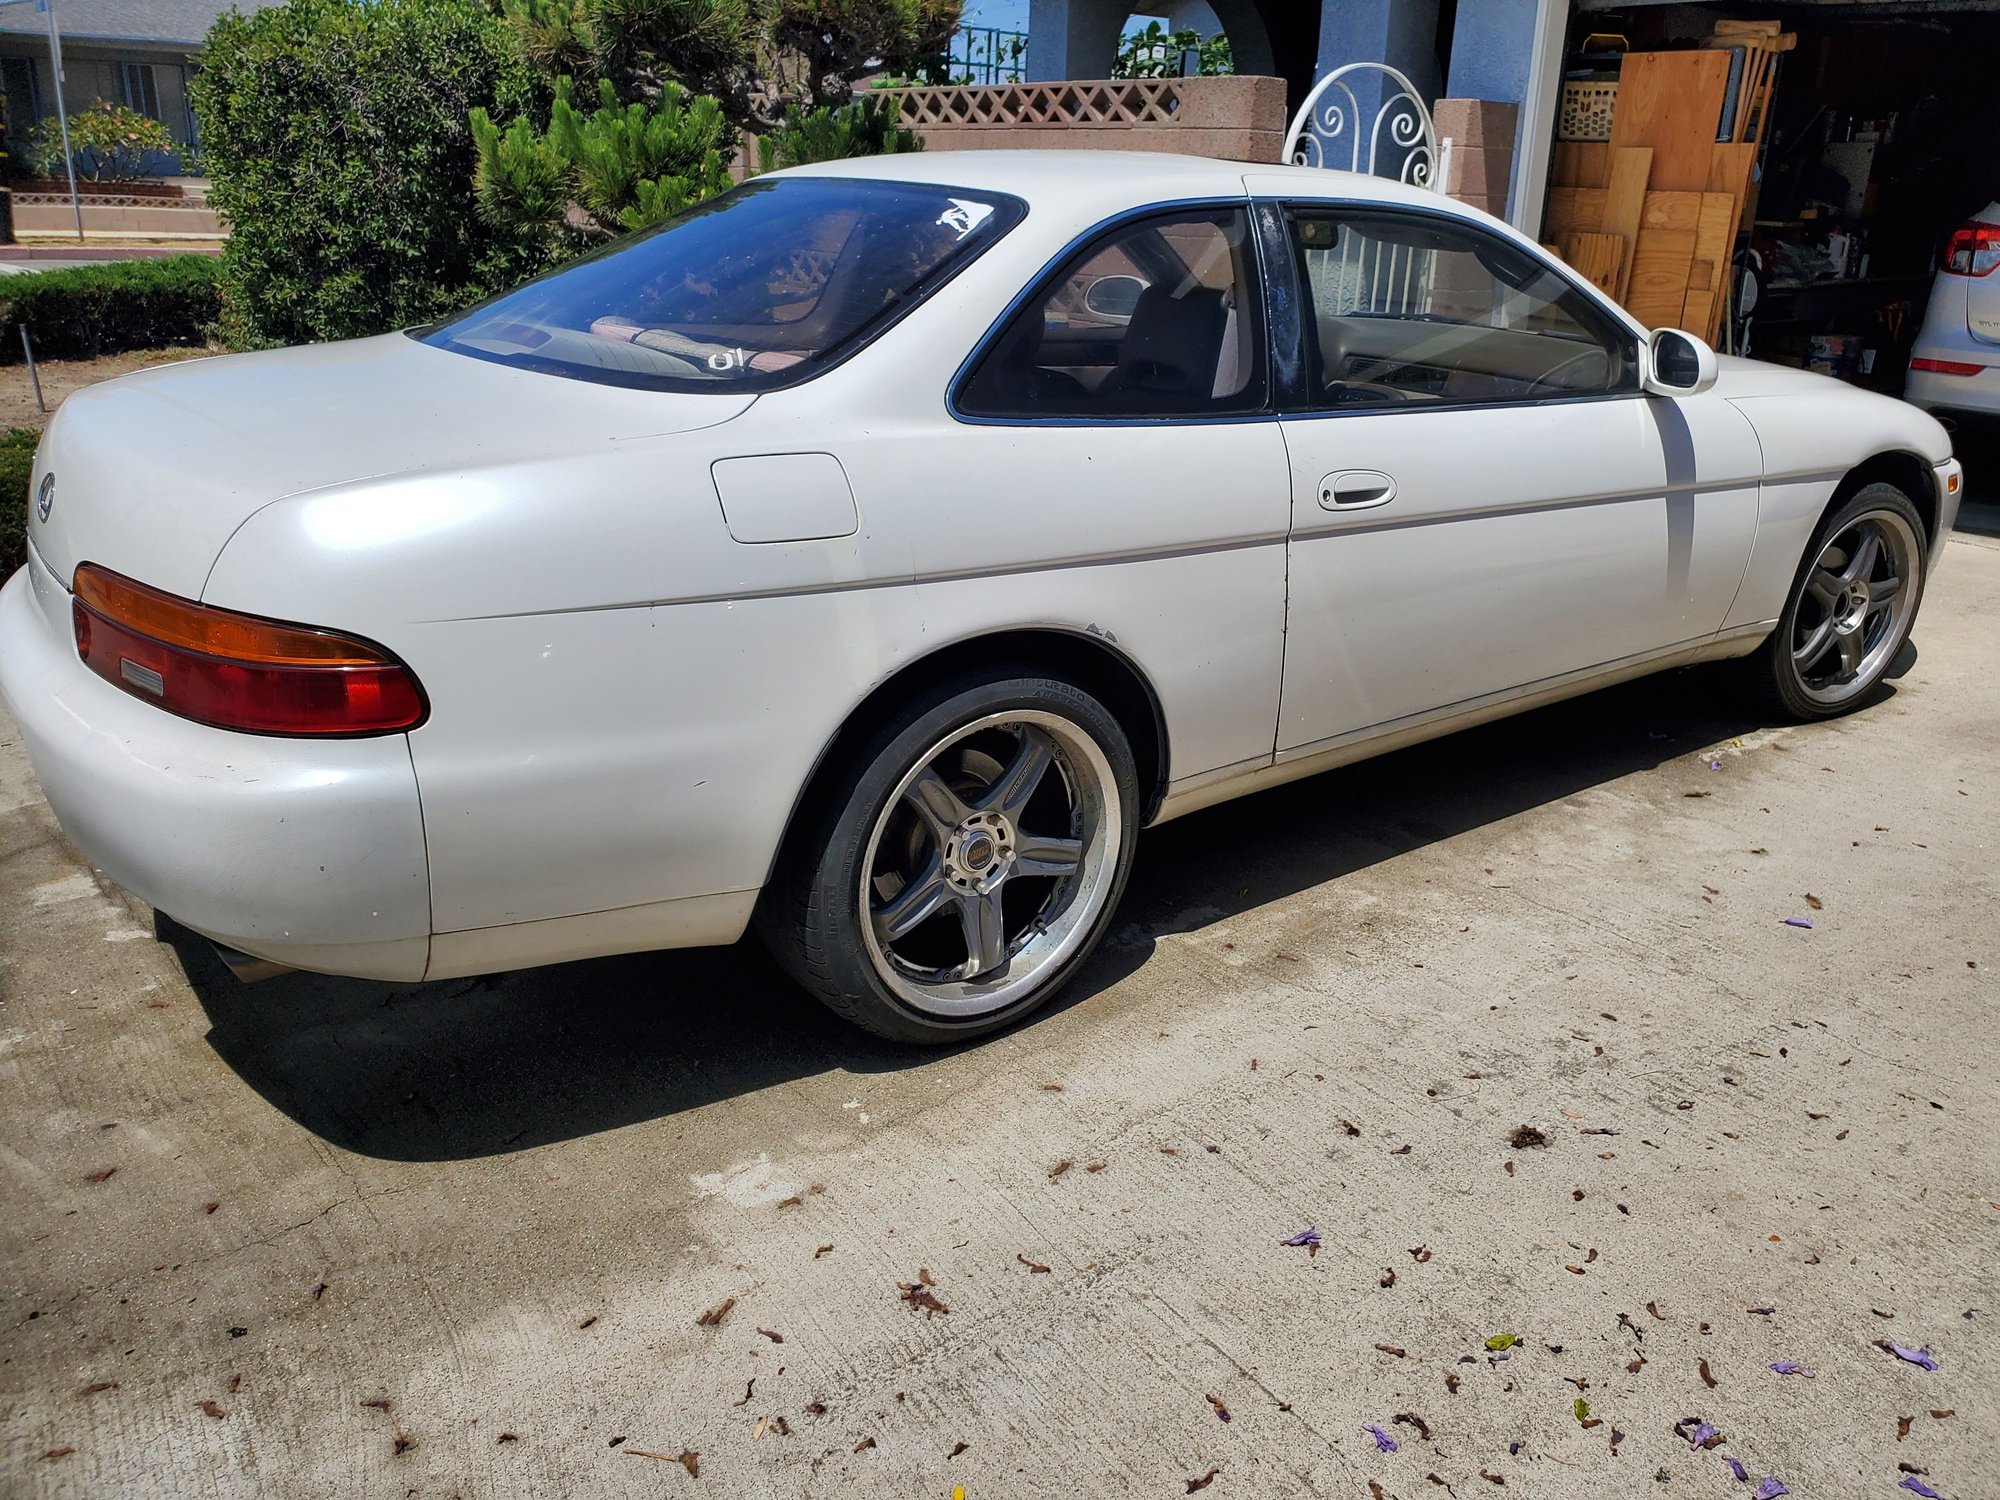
<box><xmin>3</xmin><ymin>538</ymin><xmax>1996</xmax><ymax>1499</ymax></box>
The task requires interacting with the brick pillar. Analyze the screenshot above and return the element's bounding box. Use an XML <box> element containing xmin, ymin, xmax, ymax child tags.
<box><xmin>1434</xmin><ymin>99</ymin><xmax>1520</xmax><ymax>220</ymax></box>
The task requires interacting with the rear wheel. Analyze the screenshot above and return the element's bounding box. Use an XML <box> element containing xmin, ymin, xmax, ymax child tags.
<box><xmin>764</xmin><ymin>673</ymin><xmax>1140</xmax><ymax>1043</ymax></box>
<box><xmin>1747</xmin><ymin>483</ymin><xmax>1926</xmax><ymax>720</ymax></box>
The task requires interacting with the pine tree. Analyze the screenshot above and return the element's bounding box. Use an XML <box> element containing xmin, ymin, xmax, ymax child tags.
<box><xmin>471</xmin><ymin>76</ymin><xmax>735</xmax><ymax>274</ymax></box>
<box><xmin>495</xmin><ymin>0</ymin><xmax>960</xmax><ymax>133</ymax></box>
<box><xmin>757</xmin><ymin>95</ymin><xmax>917</xmax><ymax>173</ymax></box>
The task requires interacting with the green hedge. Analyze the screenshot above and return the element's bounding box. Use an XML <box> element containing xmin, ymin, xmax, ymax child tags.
<box><xmin>0</xmin><ymin>256</ymin><xmax>221</xmax><ymax>362</ymax></box>
<box><xmin>0</xmin><ymin>427</ymin><xmax>36</xmax><ymax>578</ymax></box>
<box><xmin>192</xmin><ymin>0</ymin><xmax>533</xmax><ymax>346</ymax></box>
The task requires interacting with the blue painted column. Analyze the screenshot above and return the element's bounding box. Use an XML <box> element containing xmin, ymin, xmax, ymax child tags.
<box><xmin>1445</xmin><ymin>0</ymin><xmax>1568</xmax><ymax>225</ymax></box>
<box><xmin>1025</xmin><ymin>0</ymin><xmax>1127</xmax><ymax>82</ymax></box>
<box><xmin>1305</xmin><ymin>0</ymin><xmax>1442</xmax><ymax>175</ymax></box>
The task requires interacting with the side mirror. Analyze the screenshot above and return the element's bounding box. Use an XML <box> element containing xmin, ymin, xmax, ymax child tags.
<box><xmin>1081</xmin><ymin>274</ymin><xmax>1146</xmax><ymax>322</ymax></box>
<box><xmin>1642</xmin><ymin>327</ymin><xmax>1719</xmax><ymax>397</ymax></box>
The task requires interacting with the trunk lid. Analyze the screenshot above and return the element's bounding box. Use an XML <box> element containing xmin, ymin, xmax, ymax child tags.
<box><xmin>27</xmin><ymin>333</ymin><xmax>754</xmax><ymax>600</ymax></box>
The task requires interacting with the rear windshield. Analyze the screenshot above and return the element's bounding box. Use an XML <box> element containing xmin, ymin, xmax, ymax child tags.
<box><xmin>420</xmin><ymin>176</ymin><xmax>1024</xmax><ymax>392</ymax></box>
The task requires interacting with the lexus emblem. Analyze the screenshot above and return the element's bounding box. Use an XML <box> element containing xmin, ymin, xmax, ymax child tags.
<box><xmin>35</xmin><ymin>472</ymin><xmax>54</xmax><ymax>522</ymax></box>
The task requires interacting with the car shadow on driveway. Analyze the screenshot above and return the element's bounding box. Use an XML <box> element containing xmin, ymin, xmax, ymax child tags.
<box><xmin>174</xmin><ymin>661</ymin><xmax>1839</xmax><ymax>1163</ymax></box>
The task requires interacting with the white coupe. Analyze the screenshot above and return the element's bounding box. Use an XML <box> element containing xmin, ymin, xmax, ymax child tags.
<box><xmin>0</xmin><ymin>153</ymin><xmax>1963</xmax><ymax>1041</ymax></box>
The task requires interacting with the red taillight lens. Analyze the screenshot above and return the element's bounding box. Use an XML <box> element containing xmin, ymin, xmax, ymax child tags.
<box><xmin>1909</xmin><ymin>356</ymin><xmax>1985</xmax><ymax>377</ymax></box>
<box><xmin>71</xmin><ymin>563</ymin><xmax>426</xmax><ymax>736</ymax></box>
<box><xmin>1940</xmin><ymin>219</ymin><xmax>2000</xmax><ymax>277</ymax></box>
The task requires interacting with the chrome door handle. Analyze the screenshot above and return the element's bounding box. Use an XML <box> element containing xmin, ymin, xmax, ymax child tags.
<box><xmin>1318</xmin><ymin>469</ymin><xmax>1397</xmax><ymax>510</ymax></box>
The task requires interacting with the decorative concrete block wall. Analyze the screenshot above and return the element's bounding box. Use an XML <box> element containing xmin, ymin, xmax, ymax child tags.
<box><xmin>878</xmin><ymin>75</ymin><xmax>1290</xmax><ymax>164</ymax></box>
<box><xmin>10</xmin><ymin>192</ymin><xmax>224</xmax><ymax>240</ymax></box>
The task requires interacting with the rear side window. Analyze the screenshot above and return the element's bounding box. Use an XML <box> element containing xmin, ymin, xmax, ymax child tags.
<box><xmin>958</xmin><ymin>207</ymin><xmax>1267</xmax><ymax>420</ymax></box>
<box><xmin>423</xmin><ymin>177</ymin><xmax>1023</xmax><ymax>392</ymax></box>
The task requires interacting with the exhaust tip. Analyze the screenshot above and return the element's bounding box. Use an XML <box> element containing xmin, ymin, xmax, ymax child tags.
<box><xmin>209</xmin><ymin>942</ymin><xmax>294</xmax><ymax>984</ymax></box>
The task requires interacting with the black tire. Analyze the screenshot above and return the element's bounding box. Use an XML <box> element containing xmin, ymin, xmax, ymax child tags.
<box><xmin>761</xmin><ymin>671</ymin><xmax>1142</xmax><ymax>1044</ymax></box>
<box><xmin>1742</xmin><ymin>482</ymin><xmax>1927</xmax><ymax>721</ymax></box>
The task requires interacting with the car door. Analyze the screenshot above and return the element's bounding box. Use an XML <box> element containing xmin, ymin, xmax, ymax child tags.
<box><xmin>1260</xmin><ymin>198</ymin><xmax>1761</xmax><ymax>758</ymax></box>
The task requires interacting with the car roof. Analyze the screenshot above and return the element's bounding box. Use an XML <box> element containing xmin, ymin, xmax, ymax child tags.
<box><xmin>774</xmin><ymin>149</ymin><xmax>1458</xmax><ymax>218</ymax></box>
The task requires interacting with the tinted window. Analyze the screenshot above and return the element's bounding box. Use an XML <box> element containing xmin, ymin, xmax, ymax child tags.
<box><xmin>423</xmin><ymin>177</ymin><xmax>1023</xmax><ymax>392</ymax></box>
<box><xmin>1290</xmin><ymin>209</ymin><xmax>1634</xmax><ymax>408</ymax></box>
<box><xmin>958</xmin><ymin>207</ymin><xmax>1266</xmax><ymax>419</ymax></box>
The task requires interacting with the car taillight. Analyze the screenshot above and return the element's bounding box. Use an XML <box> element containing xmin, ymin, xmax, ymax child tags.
<box><xmin>1909</xmin><ymin>356</ymin><xmax>1985</xmax><ymax>376</ymax></box>
<box><xmin>1940</xmin><ymin>219</ymin><xmax>2000</xmax><ymax>276</ymax></box>
<box><xmin>71</xmin><ymin>563</ymin><xmax>426</xmax><ymax>736</ymax></box>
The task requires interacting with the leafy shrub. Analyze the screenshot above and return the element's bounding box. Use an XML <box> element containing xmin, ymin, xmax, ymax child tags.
<box><xmin>1113</xmin><ymin>23</ymin><xmax>1232</xmax><ymax>79</ymax></box>
<box><xmin>472</xmin><ymin>76</ymin><xmax>735</xmax><ymax>277</ymax></box>
<box><xmin>191</xmin><ymin>0</ymin><xmax>534</xmax><ymax>347</ymax></box>
<box><xmin>0</xmin><ymin>427</ymin><xmax>37</xmax><ymax>579</ymax></box>
<box><xmin>757</xmin><ymin>96</ymin><xmax>919</xmax><ymax>173</ymax></box>
<box><xmin>26</xmin><ymin>101</ymin><xmax>180</xmax><ymax>183</ymax></box>
<box><xmin>0</xmin><ymin>256</ymin><xmax>221</xmax><ymax>362</ymax></box>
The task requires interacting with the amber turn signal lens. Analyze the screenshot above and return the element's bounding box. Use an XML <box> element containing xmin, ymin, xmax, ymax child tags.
<box><xmin>71</xmin><ymin>563</ymin><xmax>426</xmax><ymax>736</ymax></box>
<box><xmin>73</xmin><ymin>564</ymin><xmax>391</xmax><ymax>666</ymax></box>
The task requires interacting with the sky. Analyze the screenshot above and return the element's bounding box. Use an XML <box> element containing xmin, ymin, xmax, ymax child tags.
<box><xmin>961</xmin><ymin>4</ymin><xmax>1171</xmax><ymax>39</ymax></box>
<box><xmin>962</xmin><ymin>0</ymin><xmax>1030</xmax><ymax>33</ymax></box>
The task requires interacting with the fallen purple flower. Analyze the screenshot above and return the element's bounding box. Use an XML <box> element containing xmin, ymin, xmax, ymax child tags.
<box><xmin>1364</xmin><ymin>1423</ymin><xmax>1398</xmax><ymax>1453</ymax></box>
<box><xmin>1726</xmin><ymin>1457</ymin><xmax>1749</xmax><ymax>1482</ymax></box>
<box><xmin>1748</xmin><ymin>1306</ymin><xmax>1776</xmax><ymax>1316</ymax></box>
<box><xmin>1769</xmin><ymin>1361</ymin><xmax>1815</xmax><ymax>1378</ymax></box>
<box><xmin>1882</xmin><ymin>1342</ymin><xmax>1941</xmax><ymax>1371</ymax></box>
<box><xmin>1783</xmin><ymin>917</ymin><xmax>1815</xmax><ymax>929</ymax></box>
<box><xmin>1391</xmin><ymin>1144</ymin><xmax>1413</xmax><ymax>1155</ymax></box>
<box><xmin>1899</xmin><ymin>1478</ymin><xmax>1942</xmax><ymax>1498</ymax></box>
<box><xmin>1676</xmin><ymin>1417</ymin><xmax>1724</xmax><ymax>1450</ymax></box>
<box><xmin>1709</xmin><ymin>758</ymin><xmax>1723</xmax><ymax>771</ymax></box>
<box><xmin>1280</xmin><ymin>1227</ymin><xmax>1320</xmax><ymax>1248</ymax></box>
<box><xmin>1756</xmin><ymin>1480</ymin><xmax>1788</xmax><ymax>1499</ymax></box>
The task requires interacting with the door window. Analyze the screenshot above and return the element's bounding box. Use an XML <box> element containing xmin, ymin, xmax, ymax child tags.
<box><xmin>1288</xmin><ymin>209</ymin><xmax>1635</xmax><ymax>409</ymax></box>
<box><xmin>958</xmin><ymin>207</ymin><xmax>1266</xmax><ymax>419</ymax></box>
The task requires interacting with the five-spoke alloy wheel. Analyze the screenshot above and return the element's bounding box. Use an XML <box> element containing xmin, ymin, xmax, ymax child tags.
<box><xmin>764</xmin><ymin>673</ymin><xmax>1139</xmax><ymax>1042</ymax></box>
<box><xmin>1753</xmin><ymin>483</ymin><xmax>1927</xmax><ymax>720</ymax></box>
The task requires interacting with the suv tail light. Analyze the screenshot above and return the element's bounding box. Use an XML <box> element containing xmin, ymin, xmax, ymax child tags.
<box><xmin>1940</xmin><ymin>219</ymin><xmax>2000</xmax><ymax>277</ymax></box>
<box><xmin>71</xmin><ymin>563</ymin><xmax>426</xmax><ymax>735</ymax></box>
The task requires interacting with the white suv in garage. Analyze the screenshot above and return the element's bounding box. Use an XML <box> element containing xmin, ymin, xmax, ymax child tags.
<box><xmin>1907</xmin><ymin>204</ymin><xmax>2000</xmax><ymax>432</ymax></box>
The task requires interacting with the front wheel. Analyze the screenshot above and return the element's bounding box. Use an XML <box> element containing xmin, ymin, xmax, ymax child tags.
<box><xmin>763</xmin><ymin>673</ymin><xmax>1140</xmax><ymax>1043</ymax></box>
<box><xmin>1747</xmin><ymin>483</ymin><xmax>1927</xmax><ymax>720</ymax></box>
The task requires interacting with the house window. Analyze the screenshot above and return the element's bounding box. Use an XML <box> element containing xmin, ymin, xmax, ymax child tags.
<box><xmin>118</xmin><ymin>62</ymin><xmax>160</xmax><ymax>120</ymax></box>
<box><xmin>1</xmin><ymin>55</ymin><xmax>42</xmax><ymax>162</ymax></box>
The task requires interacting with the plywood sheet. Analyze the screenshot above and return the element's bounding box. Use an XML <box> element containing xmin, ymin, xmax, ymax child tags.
<box><xmin>1682</xmin><ymin>291</ymin><xmax>1716</xmax><ymax>338</ymax></box>
<box><xmin>1705</xmin><ymin>142</ymin><xmax>1757</xmax><ymax>198</ymax></box>
<box><xmin>1603</xmin><ymin>146</ymin><xmax>1653</xmax><ymax>300</ymax></box>
<box><xmin>1641</xmin><ymin>191</ymin><xmax>1702</xmax><ymax>231</ymax></box>
<box><xmin>1562</xmin><ymin>231</ymin><xmax>1624</xmax><ymax>296</ymax></box>
<box><xmin>1610</xmin><ymin>51</ymin><xmax>1732</xmax><ymax>191</ymax></box>
<box><xmin>1685</xmin><ymin>191</ymin><xmax>1738</xmax><ymax>339</ymax></box>
<box><xmin>1627</xmin><ymin>227</ymin><xmax>1697</xmax><ymax>328</ymax></box>
<box><xmin>1545</xmin><ymin>186</ymin><xmax>1607</xmax><ymax>234</ymax></box>
<box><xmin>1551</xmin><ymin>141</ymin><xmax>1610</xmax><ymax>189</ymax></box>
<box><xmin>1704</xmin><ymin>142</ymin><xmax>1760</xmax><ymax>339</ymax></box>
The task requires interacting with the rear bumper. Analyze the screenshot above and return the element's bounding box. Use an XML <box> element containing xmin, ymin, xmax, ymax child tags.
<box><xmin>1906</xmin><ymin>330</ymin><xmax>2000</xmax><ymax>422</ymax></box>
<box><xmin>0</xmin><ymin>549</ymin><xmax>432</xmax><ymax>980</ymax></box>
